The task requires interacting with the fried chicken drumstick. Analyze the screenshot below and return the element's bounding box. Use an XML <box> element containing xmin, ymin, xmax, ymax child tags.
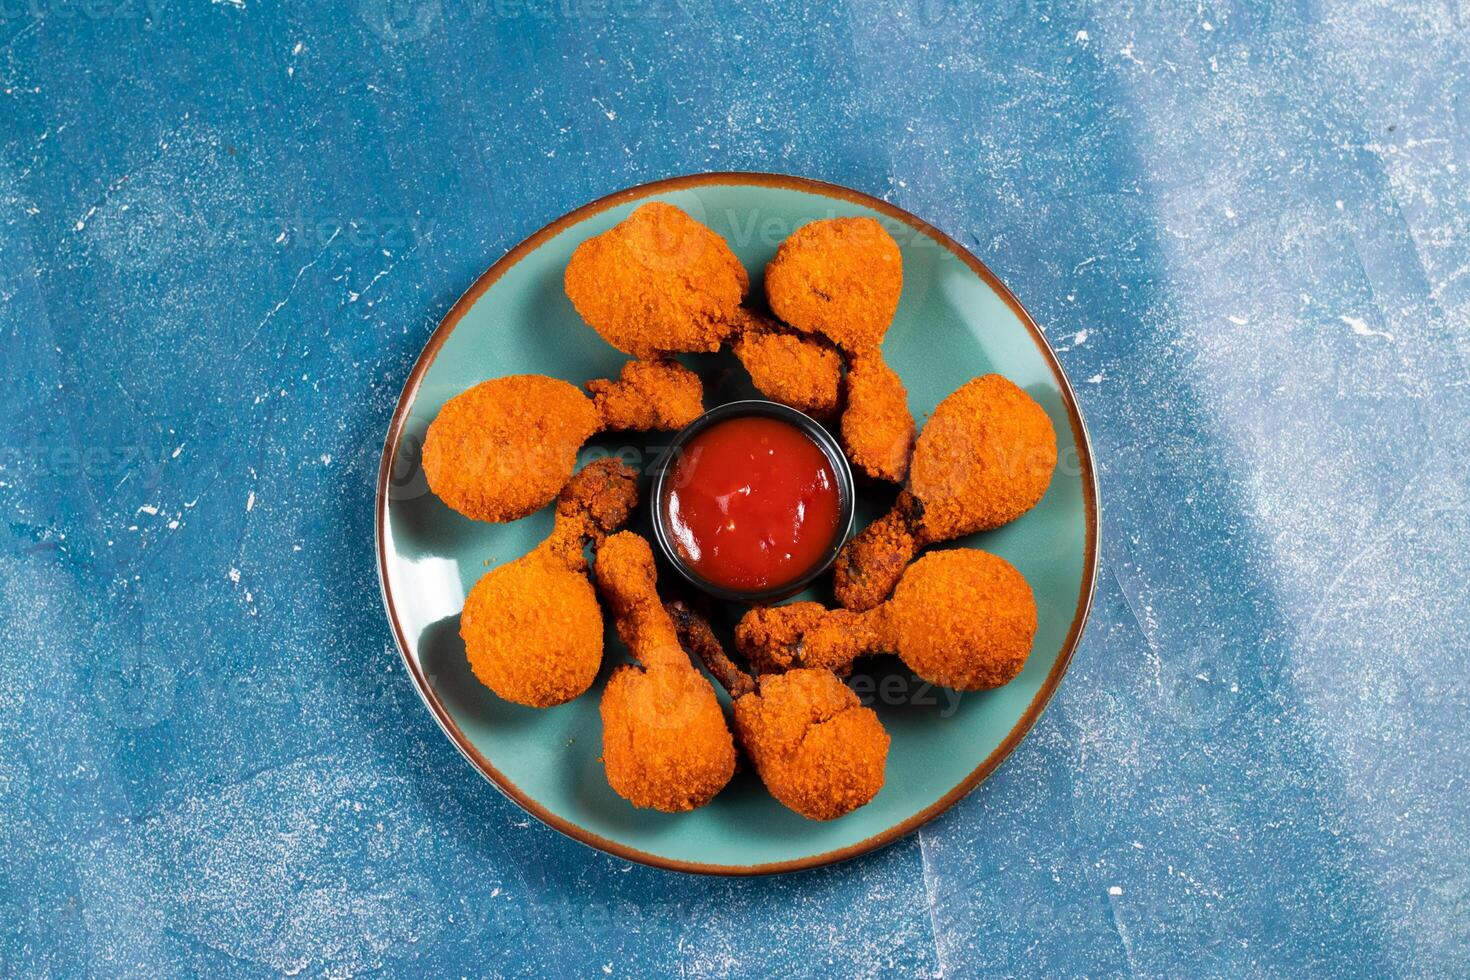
<box><xmin>564</xmin><ymin>202</ymin><xmax>844</xmax><ymax>417</ymax></box>
<box><xmin>423</xmin><ymin>362</ymin><xmax>701</xmax><ymax>523</ymax></box>
<box><xmin>565</xmin><ymin>201</ymin><xmax>750</xmax><ymax>358</ymax></box>
<box><xmin>459</xmin><ymin>459</ymin><xmax>638</xmax><ymax>708</ymax></box>
<box><xmin>737</xmin><ymin>549</ymin><xmax>1038</xmax><ymax>692</ymax></box>
<box><xmin>728</xmin><ymin>308</ymin><xmax>843</xmax><ymax>419</ymax></box>
<box><xmin>669</xmin><ymin>602</ymin><xmax>889</xmax><ymax>821</ymax></box>
<box><xmin>833</xmin><ymin>374</ymin><xmax>1057</xmax><ymax>611</ymax></box>
<box><xmin>593</xmin><ymin>532</ymin><xmax>737</xmax><ymax>812</ymax></box>
<box><xmin>764</xmin><ymin>217</ymin><xmax>915</xmax><ymax>482</ymax></box>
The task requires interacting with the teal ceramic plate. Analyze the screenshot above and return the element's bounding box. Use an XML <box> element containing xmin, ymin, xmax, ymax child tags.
<box><xmin>377</xmin><ymin>173</ymin><xmax>1099</xmax><ymax>875</ymax></box>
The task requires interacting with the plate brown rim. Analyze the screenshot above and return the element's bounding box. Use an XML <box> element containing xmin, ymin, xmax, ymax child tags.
<box><xmin>375</xmin><ymin>171</ymin><xmax>1101</xmax><ymax>877</ymax></box>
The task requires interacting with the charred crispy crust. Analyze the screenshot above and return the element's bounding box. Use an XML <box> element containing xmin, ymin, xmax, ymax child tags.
<box><xmin>666</xmin><ymin>600</ymin><xmax>756</xmax><ymax>699</ymax></box>
<box><xmin>832</xmin><ymin>494</ymin><xmax>922</xmax><ymax>611</ymax></box>
<box><xmin>733</xmin><ymin>603</ymin><xmax>875</xmax><ymax>678</ymax></box>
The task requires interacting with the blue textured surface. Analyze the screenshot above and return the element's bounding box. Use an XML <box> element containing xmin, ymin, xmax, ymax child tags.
<box><xmin>2</xmin><ymin>2</ymin><xmax>1468</xmax><ymax>976</ymax></box>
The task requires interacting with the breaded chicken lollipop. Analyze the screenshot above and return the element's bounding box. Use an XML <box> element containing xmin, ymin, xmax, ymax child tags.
<box><xmin>459</xmin><ymin>459</ymin><xmax>638</xmax><ymax>708</ymax></box>
<box><xmin>669</xmin><ymin>602</ymin><xmax>889</xmax><ymax>821</ymax></box>
<box><xmin>423</xmin><ymin>361</ymin><xmax>701</xmax><ymax>523</ymax></box>
<box><xmin>765</xmin><ymin>217</ymin><xmax>915</xmax><ymax>482</ymax></box>
<box><xmin>565</xmin><ymin>202</ymin><xmax>749</xmax><ymax>358</ymax></box>
<box><xmin>764</xmin><ymin>216</ymin><xmax>903</xmax><ymax>351</ymax></box>
<box><xmin>833</xmin><ymin>374</ymin><xmax>1057</xmax><ymax>610</ymax></box>
<box><xmin>563</xmin><ymin>203</ymin><xmax>846</xmax><ymax>418</ymax></box>
<box><xmin>728</xmin><ymin>309</ymin><xmax>843</xmax><ymax>419</ymax></box>
<box><xmin>594</xmin><ymin>533</ymin><xmax>736</xmax><ymax>813</ymax></box>
<box><xmin>737</xmin><ymin>549</ymin><xmax>1038</xmax><ymax>693</ymax></box>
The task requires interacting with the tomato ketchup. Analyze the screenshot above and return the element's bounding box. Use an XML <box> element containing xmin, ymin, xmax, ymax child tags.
<box><xmin>662</xmin><ymin>415</ymin><xmax>842</xmax><ymax>592</ymax></box>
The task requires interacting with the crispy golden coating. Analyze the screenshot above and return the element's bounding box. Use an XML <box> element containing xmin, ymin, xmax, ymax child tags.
<box><xmin>734</xmin><ymin>602</ymin><xmax>873</xmax><ymax>678</ymax></box>
<box><xmin>594</xmin><ymin>532</ymin><xmax>736</xmax><ymax>812</ymax></box>
<box><xmin>764</xmin><ymin>218</ymin><xmax>913</xmax><ymax>483</ymax></box>
<box><xmin>462</xmin><ymin>558</ymin><xmax>601</xmax><ymax>708</ymax></box>
<box><xmin>734</xmin><ymin>669</ymin><xmax>889</xmax><ymax>821</ymax></box>
<box><xmin>736</xmin><ymin>548</ymin><xmax>1037</xmax><ymax>692</ymax></box>
<box><xmin>908</xmin><ymin>374</ymin><xmax>1057</xmax><ymax>540</ymax></box>
<box><xmin>423</xmin><ymin>375</ymin><xmax>599</xmax><ymax>523</ymax></box>
<box><xmin>565</xmin><ymin>202</ymin><xmax>749</xmax><ymax>358</ymax></box>
<box><xmin>832</xmin><ymin>501</ymin><xmax>919</xmax><ymax>612</ymax></box>
<box><xmin>669</xmin><ymin>602</ymin><xmax>888</xmax><ymax>821</ymax></box>
<box><xmin>729</xmin><ymin>310</ymin><xmax>842</xmax><ymax>418</ymax></box>
<box><xmin>841</xmin><ymin>350</ymin><xmax>915</xmax><ymax>483</ymax></box>
<box><xmin>586</xmin><ymin>358</ymin><xmax>705</xmax><ymax>430</ymax></box>
<box><xmin>460</xmin><ymin>460</ymin><xmax>639</xmax><ymax>708</ymax></box>
<box><xmin>888</xmin><ymin>550</ymin><xmax>1037</xmax><ymax>691</ymax></box>
<box><xmin>547</xmin><ymin>455</ymin><xmax>641</xmax><ymax>559</ymax></box>
<box><xmin>833</xmin><ymin>374</ymin><xmax>1057</xmax><ymax>609</ymax></box>
<box><xmin>764</xmin><ymin>217</ymin><xmax>902</xmax><ymax>351</ymax></box>
<box><xmin>424</xmin><ymin>361</ymin><xmax>708</xmax><ymax>524</ymax></box>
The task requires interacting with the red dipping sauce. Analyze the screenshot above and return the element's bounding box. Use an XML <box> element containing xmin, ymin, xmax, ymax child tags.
<box><xmin>663</xmin><ymin>416</ymin><xmax>841</xmax><ymax>592</ymax></box>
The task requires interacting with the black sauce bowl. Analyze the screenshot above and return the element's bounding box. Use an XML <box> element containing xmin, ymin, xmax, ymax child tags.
<box><xmin>649</xmin><ymin>400</ymin><xmax>856</xmax><ymax>605</ymax></box>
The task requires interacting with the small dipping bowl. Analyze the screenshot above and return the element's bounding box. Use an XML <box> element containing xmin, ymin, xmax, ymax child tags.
<box><xmin>650</xmin><ymin>400</ymin><xmax>855</xmax><ymax>604</ymax></box>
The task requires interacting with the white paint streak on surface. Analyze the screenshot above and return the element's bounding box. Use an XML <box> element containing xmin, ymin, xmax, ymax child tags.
<box><xmin>1340</xmin><ymin>315</ymin><xmax>1394</xmax><ymax>341</ymax></box>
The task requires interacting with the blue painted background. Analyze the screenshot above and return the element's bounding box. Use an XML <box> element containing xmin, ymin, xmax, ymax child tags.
<box><xmin>2</xmin><ymin>1</ymin><xmax>1467</xmax><ymax>976</ymax></box>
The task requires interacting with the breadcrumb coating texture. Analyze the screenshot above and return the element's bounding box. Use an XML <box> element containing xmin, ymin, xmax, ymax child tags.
<box><xmin>599</xmin><ymin>663</ymin><xmax>737</xmax><ymax>813</ymax></box>
<box><xmin>891</xmin><ymin>549</ymin><xmax>1037</xmax><ymax>691</ymax></box>
<box><xmin>594</xmin><ymin>533</ymin><xmax>736</xmax><ymax>812</ymax></box>
<box><xmin>734</xmin><ymin>603</ymin><xmax>874</xmax><ymax>677</ymax></box>
<box><xmin>458</xmin><ymin>460</ymin><xmax>638</xmax><ymax>708</ymax></box>
<box><xmin>731</xmin><ymin>324</ymin><xmax>842</xmax><ymax>418</ymax></box>
<box><xmin>764</xmin><ymin>217</ymin><xmax>903</xmax><ymax>351</ymax></box>
<box><xmin>460</xmin><ymin>555</ymin><xmax>603</xmax><ymax>708</ymax></box>
<box><xmin>841</xmin><ymin>351</ymin><xmax>915</xmax><ymax>483</ymax></box>
<box><xmin>564</xmin><ymin>202</ymin><xmax>748</xmax><ymax>358</ymax></box>
<box><xmin>832</xmin><ymin>502</ymin><xmax>920</xmax><ymax>611</ymax></box>
<box><xmin>594</xmin><ymin>532</ymin><xmax>687</xmax><ymax>672</ymax></box>
<box><xmin>733</xmin><ymin>669</ymin><xmax>889</xmax><ymax>820</ymax></box>
<box><xmin>587</xmin><ymin>358</ymin><xmax>705</xmax><ymax>431</ymax></box>
<box><xmin>542</xmin><ymin>458</ymin><xmax>640</xmax><ymax>568</ymax></box>
<box><xmin>422</xmin><ymin>375</ymin><xmax>599</xmax><ymax>523</ymax></box>
<box><xmin>909</xmin><ymin>374</ymin><xmax>1057</xmax><ymax>539</ymax></box>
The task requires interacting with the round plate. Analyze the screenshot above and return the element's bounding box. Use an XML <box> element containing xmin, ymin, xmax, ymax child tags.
<box><xmin>376</xmin><ymin>173</ymin><xmax>1099</xmax><ymax>875</ymax></box>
